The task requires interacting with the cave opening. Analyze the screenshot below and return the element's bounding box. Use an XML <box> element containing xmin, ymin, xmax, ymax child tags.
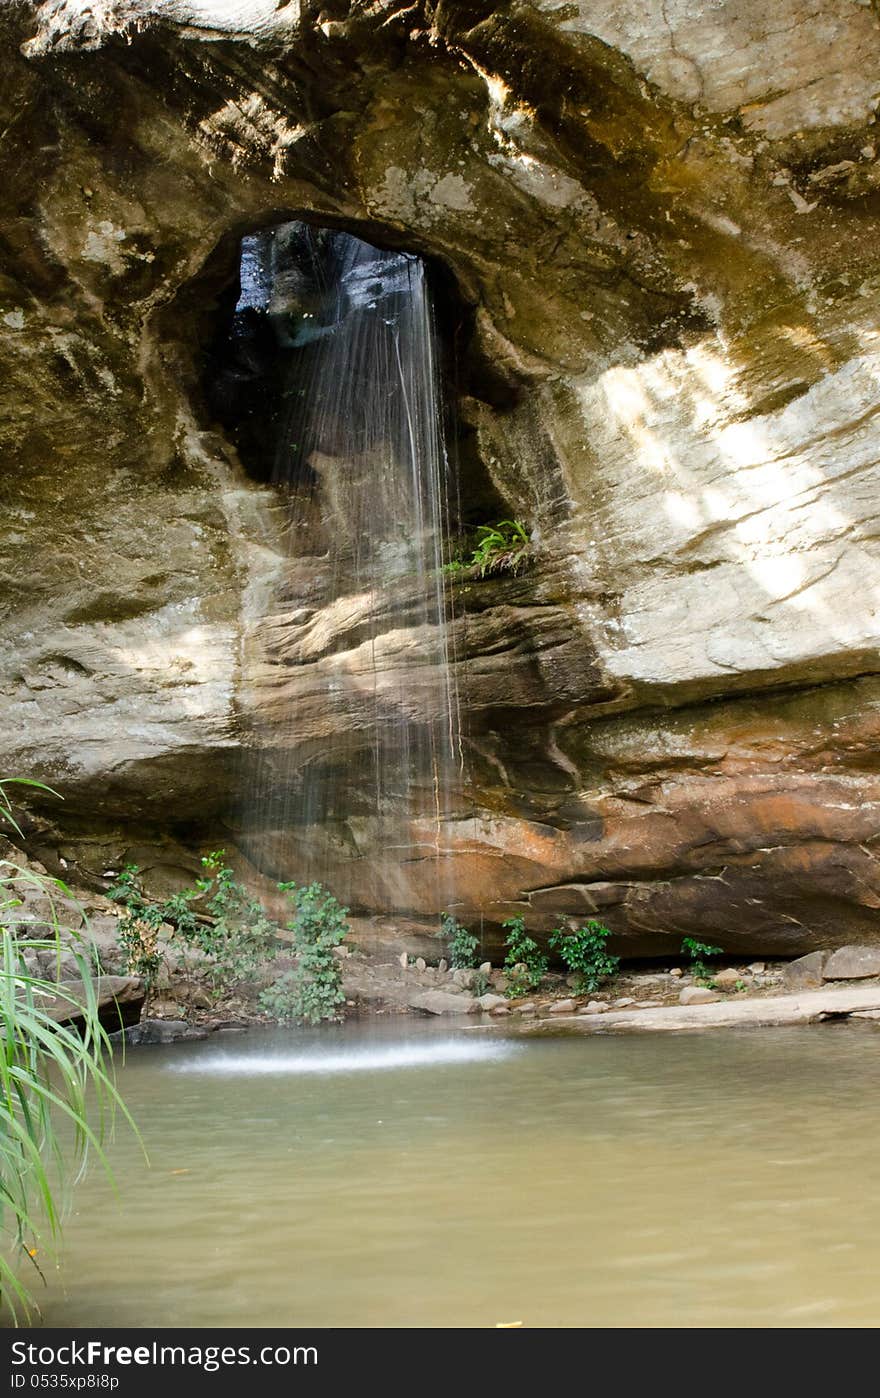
<box><xmin>201</xmin><ymin>218</ymin><xmax>511</xmax><ymax>536</ymax></box>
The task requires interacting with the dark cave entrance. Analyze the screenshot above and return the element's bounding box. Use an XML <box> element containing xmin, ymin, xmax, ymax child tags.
<box><xmin>200</xmin><ymin>217</ymin><xmax>512</xmax><ymax>534</ymax></box>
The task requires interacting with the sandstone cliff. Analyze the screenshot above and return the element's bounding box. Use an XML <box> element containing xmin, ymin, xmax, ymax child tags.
<box><xmin>3</xmin><ymin>0</ymin><xmax>880</xmax><ymax>954</ymax></box>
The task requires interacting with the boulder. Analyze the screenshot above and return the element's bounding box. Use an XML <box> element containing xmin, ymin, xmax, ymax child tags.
<box><xmin>679</xmin><ymin>986</ymin><xmax>721</xmax><ymax>1006</ymax></box>
<box><xmin>823</xmin><ymin>946</ymin><xmax>880</xmax><ymax>981</ymax></box>
<box><xmin>452</xmin><ymin>969</ymin><xmax>478</xmax><ymax>990</ymax></box>
<box><xmin>477</xmin><ymin>993</ymin><xmax>508</xmax><ymax>1012</ymax></box>
<box><xmin>784</xmin><ymin>951</ymin><xmax>831</xmax><ymax>990</ymax></box>
<box><xmin>713</xmin><ymin>968</ymin><xmax>742</xmax><ymax>991</ymax></box>
<box><xmin>548</xmin><ymin>998</ymin><xmax>576</xmax><ymax>1014</ymax></box>
<box><xmin>408</xmin><ymin>991</ymin><xmax>479</xmax><ymax>1015</ymax></box>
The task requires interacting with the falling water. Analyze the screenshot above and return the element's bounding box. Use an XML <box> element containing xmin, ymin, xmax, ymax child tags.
<box><xmin>235</xmin><ymin>223</ymin><xmax>461</xmax><ymax>911</ymax></box>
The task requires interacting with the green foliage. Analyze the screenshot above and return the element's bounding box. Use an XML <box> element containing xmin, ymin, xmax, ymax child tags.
<box><xmin>443</xmin><ymin>521</ymin><xmax>531</xmax><ymax>580</ymax></box>
<box><xmin>550</xmin><ymin>921</ymin><xmax>620</xmax><ymax>994</ymax></box>
<box><xmin>189</xmin><ymin>852</ymin><xmax>278</xmax><ymax>996</ymax></box>
<box><xmin>681</xmin><ymin>936</ymin><xmax>723</xmax><ymax>985</ymax></box>
<box><xmin>469</xmin><ymin>520</ymin><xmax>531</xmax><ymax>578</ymax></box>
<box><xmin>259</xmin><ymin>882</ymin><xmax>349</xmax><ymax>1025</ymax></box>
<box><xmin>1</xmin><ymin>790</ymin><xmax>134</xmax><ymax>1320</ymax></box>
<box><xmin>440</xmin><ymin>911</ymin><xmax>480</xmax><ymax>969</ymax></box>
<box><xmin>106</xmin><ymin>865</ymin><xmax>167</xmax><ymax>989</ymax></box>
<box><xmin>109</xmin><ymin>857</ymin><xmax>353</xmax><ymax>1025</ymax></box>
<box><xmin>502</xmin><ymin>915</ymin><xmax>547</xmax><ymax>998</ymax></box>
<box><xmin>109</xmin><ymin>853</ymin><xmax>279</xmax><ymax>1002</ymax></box>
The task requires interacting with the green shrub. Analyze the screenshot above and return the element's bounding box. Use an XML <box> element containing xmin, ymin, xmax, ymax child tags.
<box><xmin>681</xmin><ymin>936</ymin><xmax>723</xmax><ymax>985</ymax></box>
<box><xmin>550</xmin><ymin>921</ymin><xmax>619</xmax><ymax>993</ymax></box>
<box><xmin>109</xmin><ymin>853</ymin><xmax>279</xmax><ymax>1002</ymax></box>
<box><xmin>108</xmin><ymin>858</ymin><xmax>351</xmax><ymax>1024</ymax></box>
<box><xmin>189</xmin><ymin>852</ymin><xmax>278</xmax><ymax>996</ymax></box>
<box><xmin>440</xmin><ymin>911</ymin><xmax>480</xmax><ymax>969</ymax></box>
<box><xmin>106</xmin><ymin>865</ymin><xmax>168</xmax><ymax>990</ymax></box>
<box><xmin>259</xmin><ymin>881</ymin><xmax>349</xmax><ymax>1026</ymax></box>
<box><xmin>502</xmin><ymin>915</ymin><xmax>547</xmax><ymax>997</ymax></box>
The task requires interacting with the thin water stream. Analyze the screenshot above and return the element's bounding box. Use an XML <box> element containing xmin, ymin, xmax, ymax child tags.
<box><xmin>236</xmin><ymin>224</ymin><xmax>462</xmax><ymax>909</ymax></box>
<box><xmin>39</xmin><ymin>1022</ymin><xmax>880</xmax><ymax>1328</ymax></box>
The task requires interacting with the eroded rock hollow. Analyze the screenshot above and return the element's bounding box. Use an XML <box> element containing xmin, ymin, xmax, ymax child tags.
<box><xmin>3</xmin><ymin>0</ymin><xmax>880</xmax><ymax>955</ymax></box>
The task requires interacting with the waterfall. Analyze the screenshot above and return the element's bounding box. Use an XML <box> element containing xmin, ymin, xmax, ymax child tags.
<box><xmin>237</xmin><ymin>223</ymin><xmax>461</xmax><ymax>913</ymax></box>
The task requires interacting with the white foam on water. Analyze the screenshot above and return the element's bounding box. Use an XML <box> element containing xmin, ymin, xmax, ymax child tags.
<box><xmin>167</xmin><ymin>1038</ymin><xmax>519</xmax><ymax>1077</ymax></box>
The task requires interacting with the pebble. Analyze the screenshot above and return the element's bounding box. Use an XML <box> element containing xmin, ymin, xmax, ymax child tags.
<box><xmin>415</xmin><ymin>957</ymin><xmax>426</xmax><ymax>972</ymax></box>
<box><xmin>398</xmin><ymin>952</ymin><xmax>408</xmax><ymax>969</ymax></box>
<box><xmin>669</xmin><ymin>967</ymin><xmax>683</xmax><ymax>978</ymax></box>
<box><xmin>747</xmin><ymin>962</ymin><xmax>765</xmax><ymax>974</ymax></box>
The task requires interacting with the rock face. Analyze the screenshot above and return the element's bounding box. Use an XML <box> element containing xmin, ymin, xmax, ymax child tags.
<box><xmin>2</xmin><ymin>1</ymin><xmax>880</xmax><ymax>955</ymax></box>
<box><xmin>41</xmin><ymin>976</ymin><xmax>145</xmax><ymax>1032</ymax></box>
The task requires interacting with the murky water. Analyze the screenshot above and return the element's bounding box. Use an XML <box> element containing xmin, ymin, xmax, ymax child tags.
<box><xmin>38</xmin><ymin>1021</ymin><xmax>880</xmax><ymax>1328</ymax></box>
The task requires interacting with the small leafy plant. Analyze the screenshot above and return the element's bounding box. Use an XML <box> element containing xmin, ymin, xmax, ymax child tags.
<box><xmin>502</xmin><ymin>915</ymin><xmax>547</xmax><ymax>997</ymax></box>
<box><xmin>260</xmin><ymin>881</ymin><xmax>349</xmax><ymax>1025</ymax></box>
<box><xmin>440</xmin><ymin>911</ymin><xmax>480</xmax><ymax>969</ymax></box>
<box><xmin>550</xmin><ymin>921</ymin><xmax>620</xmax><ymax>994</ymax></box>
<box><xmin>470</xmin><ymin>520</ymin><xmax>531</xmax><ymax>578</ymax></box>
<box><xmin>681</xmin><ymin>936</ymin><xmax>723</xmax><ymax>986</ymax></box>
